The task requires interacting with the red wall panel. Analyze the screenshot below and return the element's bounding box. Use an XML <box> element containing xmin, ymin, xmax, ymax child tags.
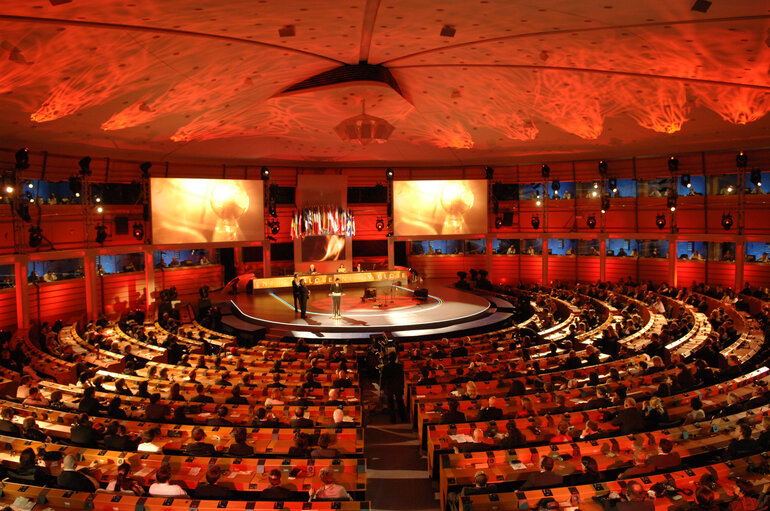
<box><xmin>405</xmin><ymin>255</ymin><xmax>486</xmax><ymax>280</ymax></box>
<box><xmin>490</xmin><ymin>256</ymin><xmax>519</xmax><ymax>286</ymax></box>
<box><xmin>744</xmin><ymin>264</ymin><xmax>770</xmax><ymax>290</ymax></box>
<box><xmin>519</xmin><ymin>256</ymin><xmax>542</xmax><ymax>284</ymax></box>
<box><xmin>0</xmin><ymin>289</ymin><xmax>16</xmax><ymax>329</ymax></box>
<box><xmin>576</xmin><ymin>257</ymin><xmax>600</xmax><ymax>283</ymax></box>
<box><xmin>28</xmin><ymin>279</ymin><xmax>86</xmax><ymax>326</ymax></box>
<box><xmin>639</xmin><ymin>258</ymin><xmax>669</xmax><ymax>284</ymax></box>
<box><xmin>707</xmin><ymin>262</ymin><xmax>735</xmax><ymax>289</ymax></box>
<box><xmin>676</xmin><ymin>261</ymin><xmax>706</xmax><ymax>288</ymax></box>
<box><xmin>98</xmin><ymin>271</ymin><xmax>146</xmax><ymax>317</ymax></box>
<box><xmin>153</xmin><ymin>265</ymin><xmax>223</xmax><ymax>302</ymax></box>
<box><xmin>548</xmin><ymin>256</ymin><xmax>577</xmax><ymax>284</ymax></box>
<box><xmin>605</xmin><ymin>258</ymin><xmax>638</xmax><ymax>283</ymax></box>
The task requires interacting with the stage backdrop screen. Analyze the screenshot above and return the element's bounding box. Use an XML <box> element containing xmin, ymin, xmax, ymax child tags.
<box><xmin>301</xmin><ymin>235</ymin><xmax>346</xmax><ymax>262</ymax></box>
<box><xmin>393</xmin><ymin>180</ymin><xmax>488</xmax><ymax>236</ymax></box>
<box><xmin>151</xmin><ymin>178</ymin><xmax>264</xmax><ymax>244</ymax></box>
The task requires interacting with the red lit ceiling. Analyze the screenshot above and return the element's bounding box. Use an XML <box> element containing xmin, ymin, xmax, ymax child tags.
<box><xmin>0</xmin><ymin>1</ymin><xmax>769</xmax><ymax>166</ymax></box>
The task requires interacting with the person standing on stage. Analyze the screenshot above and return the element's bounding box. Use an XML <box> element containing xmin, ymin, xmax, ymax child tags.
<box><xmin>292</xmin><ymin>273</ymin><xmax>301</xmax><ymax>313</ymax></box>
<box><xmin>299</xmin><ymin>279</ymin><xmax>310</xmax><ymax>319</ymax></box>
<box><xmin>330</xmin><ymin>278</ymin><xmax>342</xmax><ymax>319</ymax></box>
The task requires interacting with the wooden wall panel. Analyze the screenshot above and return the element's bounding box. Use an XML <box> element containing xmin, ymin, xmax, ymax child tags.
<box><xmin>576</xmin><ymin>257</ymin><xmax>600</xmax><ymax>283</ymax></box>
<box><xmin>707</xmin><ymin>262</ymin><xmax>735</xmax><ymax>289</ymax></box>
<box><xmin>639</xmin><ymin>258</ymin><xmax>669</xmax><ymax>284</ymax></box>
<box><xmin>0</xmin><ymin>289</ymin><xmax>16</xmax><ymax>329</ymax></box>
<box><xmin>28</xmin><ymin>279</ymin><xmax>86</xmax><ymax>326</ymax></box>
<box><xmin>548</xmin><ymin>256</ymin><xmax>577</xmax><ymax>284</ymax></box>
<box><xmin>605</xmin><ymin>258</ymin><xmax>638</xmax><ymax>283</ymax></box>
<box><xmin>676</xmin><ymin>261</ymin><xmax>706</xmax><ymax>288</ymax></box>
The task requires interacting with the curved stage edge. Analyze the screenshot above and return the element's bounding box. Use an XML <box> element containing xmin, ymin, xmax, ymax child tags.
<box><xmin>219</xmin><ymin>279</ymin><xmax>515</xmax><ymax>340</ymax></box>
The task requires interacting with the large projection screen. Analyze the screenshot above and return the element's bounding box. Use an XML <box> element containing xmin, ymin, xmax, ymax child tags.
<box><xmin>151</xmin><ymin>178</ymin><xmax>264</xmax><ymax>244</ymax></box>
<box><xmin>393</xmin><ymin>180</ymin><xmax>488</xmax><ymax>236</ymax></box>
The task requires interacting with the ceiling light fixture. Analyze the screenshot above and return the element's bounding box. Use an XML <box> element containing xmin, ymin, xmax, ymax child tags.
<box><xmin>375</xmin><ymin>218</ymin><xmax>385</xmax><ymax>231</ymax></box>
<box><xmin>385</xmin><ymin>168</ymin><xmax>394</xmax><ymax>181</ymax></box>
<box><xmin>260</xmin><ymin>166</ymin><xmax>270</xmax><ymax>180</ymax></box>
<box><xmin>721</xmin><ymin>212</ymin><xmax>733</xmax><ymax>231</ymax></box>
<box><xmin>667</xmin><ymin>196</ymin><xmax>677</xmax><ymax>212</ymax></box>
<box><xmin>656</xmin><ymin>214</ymin><xmax>667</xmax><ymax>230</ymax></box>
<box><xmin>552</xmin><ymin>179</ymin><xmax>560</xmax><ymax>192</ymax></box>
<box><xmin>132</xmin><ymin>223</ymin><xmax>144</xmax><ymax>240</ymax></box>
<box><xmin>586</xmin><ymin>216</ymin><xmax>597</xmax><ymax>229</ymax></box>
<box><xmin>494</xmin><ymin>216</ymin><xmax>503</xmax><ymax>229</ymax></box>
<box><xmin>608</xmin><ymin>178</ymin><xmax>617</xmax><ymax>193</ymax></box>
<box><xmin>334</xmin><ymin>100</ymin><xmax>394</xmax><ymax>146</ymax></box>
<box><xmin>750</xmin><ymin>168</ymin><xmax>762</xmax><ymax>187</ymax></box>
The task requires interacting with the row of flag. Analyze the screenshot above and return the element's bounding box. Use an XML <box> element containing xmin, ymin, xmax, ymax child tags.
<box><xmin>290</xmin><ymin>207</ymin><xmax>356</xmax><ymax>239</ymax></box>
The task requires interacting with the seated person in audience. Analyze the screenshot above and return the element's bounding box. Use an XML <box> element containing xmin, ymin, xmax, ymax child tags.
<box><xmin>291</xmin><ymin>387</ymin><xmax>312</xmax><ymax>407</ymax></box>
<box><xmin>137</xmin><ymin>428</ymin><xmax>162</xmax><ymax>452</ymax></box>
<box><xmin>9</xmin><ymin>447</ymin><xmax>51</xmax><ymax>485</ymax></box>
<box><xmin>289</xmin><ymin>407</ymin><xmax>314</xmax><ymax>429</ymax></box>
<box><xmin>602</xmin><ymin>480</ymin><xmax>654</xmax><ymax>511</ymax></box>
<box><xmin>0</xmin><ymin>408</ymin><xmax>20</xmax><ymax>436</ymax></box>
<box><xmin>266</xmin><ymin>373</ymin><xmax>287</xmax><ymax>390</ymax></box>
<box><xmin>288</xmin><ymin>432</ymin><xmax>311</xmax><ymax>457</ymax></box>
<box><xmin>185</xmin><ymin>426</ymin><xmax>217</xmax><ymax>457</ymax></box>
<box><xmin>647</xmin><ymin>438</ymin><xmax>681</xmax><ymax>471</ymax></box>
<box><xmin>260</xmin><ymin>469</ymin><xmax>296</xmax><ymax>501</ymax></box>
<box><xmin>226</xmin><ymin>385</ymin><xmax>249</xmax><ymax>405</ymax></box>
<box><xmin>103</xmin><ymin>421</ymin><xmax>137</xmax><ymax>451</ymax></box>
<box><xmin>549</xmin><ymin>421</ymin><xmax>573</xmax><ymax>444</ymax></box>
<box><xmin>194</xmin><ymin>465</ymin><xmax>232</xmax><ymax>499</ymax></box>
<box><xmin>70</xmin><ymin>413</ymin><xmax>103</xmax><ymax>446</ymax></box>
<box><xmin>106</xmin><ymin>463</ymin><xmax>143</xmax><ymax>495</ymax></box>
<box><xmin>23</xmin><ymin>387</ymin><xmax>49</xmax><ymax>406</ymax></box>
<box><xmin>325</xmin><ymin>388</ymin><xmax>345</xmax><ymax>406</ymax></box>
<box><xmin>57</xmin><ymin>455</ymin><xmax>99</xmax><ymax>492</ymax></box>
<box><xmin>167</xmin><ymin>383</ymin><xmax>186</xmax><ymax>402</ymax></box>
<box><xmin>730</xmin><ymin>479</ymin><xmax>759</xmax><ymax>511</ymax></box>
<box><xmin>611</xmin><ymin>397</ymin><xmax>645</xmax><ymax>435</ymax></box>
<box><xmin>441</xmin><ymin>398</ymin><xmax>466</xmax><ymax>424</ymax></box>
<box><xmin>570</xmin><ymin>456</ymin><xmax>602</xmax><ymax>485</ymax></box>
<box><xmin>498</xmin><ymin>420</ymin><xmax>527</xmax><ymax>449</ymax></box>
<box><xmin>309</xmin><ymin>466</ymin><xmax>352</xmax><ymax>501</ymax></box>
<box><xmin>476</xmin><ymin>396</ymin><xmax>503</xmax><ymax>421</ymax></box>
<box><xmin>228</xmin><ymin>427</ymin><xmax>254</xmax><ymax>457</ymax></box>
<box><xmin>692</xmin><ymin>486</ymin><xmax>719</xmax><ymax>511</ymax></box>
<box><xmin>520</xmin><ymin>456</ymin><xmax>563</xmax><ymax>489</ymax></box>
<box><xmin>213</xmin><ymin>372</ymin><xmax>232</xmax><ymax>387</ymax></box>
<box><xmin>332</xmin><ymin>370</ymin><xmax>353</xmax><ymax>389</ymax></box>
<box><xmin>22</xmin><ymin>417</ymin><xmax>48</xmax><ymax>442</ymax></box>
<box><xmin>136</xmin><ymin>380</ymin><xmax>151</xmax><ymax>399</ymax></box>
<box><xmin>683</xmin><ymin>397</ymin><xmax>706</xmax><ymax>424</ymax></box>
<box><xmin>583</xmin><ymin>386</ymin><xmax>612</xmax><ymax>411</ymax></box>
<box><xmin>332</xmin><ymin>408</ymin><xmax>355</xmax><ymax>428</ymax></box>
<box><xmin>759</xmin><ymin>416</ymin><xmax>770</xmax><ymax>450</ymax></box>
<box><xmin>144</xmin><ymin>393</ymin><xmax>170</xmax><ymax>421</ymax></box>
<box><xmin>726</xmin><ymin>423</ymin><xmax>760</xmax><ymax>459</ymax></box>
<box><xmin>107</xmin><ymin>396</ymin><xmax>128</xmax><ymax>420</ymax></box>
<box><xmin>207</xmin><ymin>405</ymin><xmax>233</xmax><ymax>426</ymax></box>
<box><xmin>302</xmin><ymin>371</ymin><xmax>322</xmax><ymax>389</ymax></box>
<box><xmin>149</xmin><ymin>464</ymin><xmax>188</xmax><ymax>498</ymax></box>
<box><xmin>190</xmin><ymin>383</ymin><xmax>214</xmax><ymax>403</ymax></box>
<box><xmin>311</xmin><ymin>433</ymin><xmax>339</xmax><ymax>458</ymax></box>
<box><xmin>720</xmin><ymin>392</ymin><xmax>745</xmax><ymax>417</ymax></box>
<box><xmin>77</xmin><ymin>387</ymin><xmax>104</xmax><ymax>416</ymax></box>
<box><xmin>448</xmin><ymin>470</ymin><xmax>498</xmax><ymax>511</ymax></box>
<box><xmin>454</xmin><ymin>428</ymin><xmax>489</xmax><ymax>453</ymax></box>
<box><xmin>642</xmin><ymin>397</ymin><xmax>669</xmax><ymax>426</ymax></box>
<box><xmin>265</xmin><ymin>388</ymin><xmax>285</xmax><ymax>406</ymax></box>
<box><xmin>619</xmin><ymin>450</ymin><xmax>652</xmax><ymax>479</ymax></box>
<box><xmin>114</xmin><ymin>379</ymin><xmax>133</xmax><ymax>396</ymax></box>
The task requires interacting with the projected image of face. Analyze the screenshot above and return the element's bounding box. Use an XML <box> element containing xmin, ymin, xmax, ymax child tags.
<box><xmin>151</xmin><ymin>178</ymin><xmax>264</xmax><ymax>244</ymax></box>
<box><xmin>393</xmin><ymin>180</ymin><xmax>487</xmax><ymax>236</ymax></box>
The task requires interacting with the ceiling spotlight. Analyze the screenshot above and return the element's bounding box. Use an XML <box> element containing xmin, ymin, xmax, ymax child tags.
<box><xmin>268</xmin><ymin>203</ymin><xmax>277</xmax><ymax>218</ymax></box>
<box><xmin>140</xmin><ymin>162</ymin><xmax>152</xmax><ymax>178</ymax></box>
<box><xmin>750</xmin><ymin>168</ymin><xmax>762</xmax><ymax>187</ymax></box>
<box><xmin>601</xmin><ymin>197</ymin><xmax>610</xmax><ymax>213</ymax></box>
<box><xmin>260</xmin><ymin>166</ymin><xmax>270</xmax><ymax>180</ymax></box>
<box><xmin>26</xmin><ymin>181</ymin><xmax>33</xmax><ymax>189</ymax></box>
<box><xmin>656</xmin><ymin>213</ymin><xmax>667</xmax><ymax>230</ymax></box>
<box><xmin>598</xmin><ymin>160</ymin><xmax>608</xmax><ymax>176</ymax></box>
<box><xmin>608</xmin><ymin>178</ymin><xmax>617</xmax><ymax>193</ymax></box>
<box><xmin>15</xmin><ymin>148</ymin><xmax>29</xmax><ymax>170</ymax></box>
<box><xmin>132</xmin><ymin>223</ymin><xmax>144</xmax><ymax>240</ymax></box>
<box><xmin>736</xmin><ymin>151</ymin><xmax>748</xmax><ymax>168</ymax></box>
<box><xmin>94</xmin><ymin>196</ymin><xmax>101</xmax><ymax>203</ymax></box>
<box><xmin>494</xmin><ymin>216</ymin><xmax>503</xmax><ymax>229</ymax></box>
<box><xmin>721</xmin><ymin>212</ymin><xmax>733</xmax><ymax>231</ymax></box>
<box><xmin>541</xmin><ymin>165</ymin><xmax>550</xmax><ymax>179</ymax></box>
<box><xmin>667</xmin><ymin>195</ymin><xmax>677</xmax><ymax>212</ymax></box>
<box><xmin>484</xmin><ymin>166</ymin><xmax>494</xmax><ymax>180</ymax></box>
<box><xmin>531</xmin><ymin>215</ymin><xmax>540</xmax><ymax>229</ymax></box>
<box><xmin>680</xmin><ymin>174</ymin><xmax>691</xmax><ymax>188</ymax></box>
<box><xmin>385</xmin><ymin>168</ymin><xmax>394</xmax><ymax>181</ymax></box>
<box><xmin>586</xmin><ymin>216</ymin><xmax>597</xmax><ymax>229</ymax></box>
<box><xmin>78</xmin><ymin>156</ymin><xmax>92</xmax><ymax>175</ymax></box>
<box><xmin>95</xmin><ymin>224</ymin><xmax>107</xmax><ymax>244</ymax></box>
<box><xmin>268</xmin><ymin>219</ymin><xmax>280</xmax><ymax>235</ymax></box>
<box><xmin>668</xmin><ymin>156</ymin><xmax>679</xmax><ymax>172</ymax></box>
<box><xmin>375</xmin><ymin>218</ymin><xmax>385</xmax><ymax>231</ymax></box>
<box><xmin>552</xmin><ymin>179</ymin><xmax>560</xmax><ymax>192</ymax></box>
<box><xmin>96</xmin><ymin>205</ymin><xmax>103</xmax><ymax>214</ymax></box>
<box><xmin>29</xmin><ymin>226</ymin><xmax>42</xmax><ymax>248</ymax></box>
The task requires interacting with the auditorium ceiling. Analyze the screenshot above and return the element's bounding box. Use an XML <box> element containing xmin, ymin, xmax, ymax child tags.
<box><xmin>0</xmin><ymin>0</ymin><xmax>769</xmax><ymax>166</ymax></box>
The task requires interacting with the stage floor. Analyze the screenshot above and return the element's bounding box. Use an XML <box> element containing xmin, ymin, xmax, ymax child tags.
<box><xmin>225</xmin><ymin>280</ymin><xmax>506</xmax><ymax>336</ymax></box>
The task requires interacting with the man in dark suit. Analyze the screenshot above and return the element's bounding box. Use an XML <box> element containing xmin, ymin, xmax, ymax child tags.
<box><xmin>520</xmin><ymin>456</ymin><xmax>564</xmax><ymax>489</ymax></box>
<box><xmin>292</xmin><ymin>273</ymin><xmax>301</xmax><ymax>313</ymax></box>
<box><xmin>380</xmin><ymin>351</ymin><xmax>407</xmax><ymax>423</ymax></box>
<box><xmin>185</xmin><ymin>427</ymin><xmax>217</xmax><ymax>457</ymax></box>
<box><xmin>583</xmin><ymin>386</ymin><xmax>612</xmax><ymax>411</ymax></box>
<box><xmin>441</xmin><ymin>398</ymin><xmax>466</xmax><ymax>424</ymax></box>
<box><xmin>476</xmin><ymin>396</ymin><xmax>503</xmax><ymax>422</ymax></box>
<box><xmin>206</xmin><ymin>406</ymin><xmax>233</xmax><ymax>426</ymax></box>
<box><xmin>611</xmin><ymin>398</ymin><xmax>645</xmax><ymax>435</ymax></box>
<box><xmin>70</xmin><ymin>413</ymin><xmax>103</xmax><ymax>447</ymax></box>
<box><xmin>0</xmin><ymin>408</ymin><xmax>20</xmax><ymax>435</ymax></box>
<box><xmin>259</xmin><ymin>469</ymin><xmax>297</xmax><ymax>501</ymax></box>
<box><xmin>194</xmin><ymin>465</ymin><xmax>232</xmax><ymax>499</ymax></box>
<box><xmin>289</xmin><ymin>407</ymin><xmax>314</xmax><ymax>428</ymax></box>
<box><xmin>332</xmin><ymin>370</ymin><xmax>353</xmax><ymax>389</ymax></box>
<box><xmin>298</xmin><ymin>279</ymin><xmax>310</xmax><ymax>319</ymax></box>
<box><xmin>602</xmin><ymin>480</ymin><xmax>654</xmax><ymax>511</ymax></box>
<box><xmin>330</xmin><ymin>278</ymin><xmax>342</xmax><ymax>319</ymax></box>
<box><xmin>190</xmin><ymin>383</ymin><xmax>214</xmax><ymax>403</ymax></box>
<box><xmin>647</xmin><ymin>438</ymin><xmax>681</xmax><ymax>471</ymax></box>
<box><xmin>57</xmin><ymin>455</ymin><xmax>98</xmax><ymax>492</ymax></box>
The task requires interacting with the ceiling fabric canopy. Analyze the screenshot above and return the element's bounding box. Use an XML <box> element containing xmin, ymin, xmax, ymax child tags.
<box><xmin>0</xmin><ymin>0</ymin><xmax>768</xmax><ymax>166</ymax></box>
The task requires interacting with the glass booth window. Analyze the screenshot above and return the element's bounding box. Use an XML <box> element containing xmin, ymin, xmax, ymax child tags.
<box><xmin>521</xmin><ymin>239</ymin><xmax>543</xmax><ymax>255</ymax></box>
<box><xmin>746</xmin><ymin>243</ymin><xmax>770</xmax><ymax>263</ymax></box>
<box><xmin>519</xmin><ymin>183</ymin><xmax>544</xmax><ymax>201</ymax></box>
<box><xmin>464</xmin><ymin>239</ymin><xmax>486</xmax><ymax>255</ymax></box>
<box><xmin>577</xmin><ymin>181</ymin><xmax>602</xmax><ymax>200</ymax></box>
<box><xmin>410</xmin><ymin>239</ymin><xmax>464</xmax><ymax>255</ymax></box>
<box><xmin>745</xmin><ymin>171</ymin><xmax>769</xmax><ymax>195</ymax></box>
<box><xmin>549</xmin><ymin>181</ymin><xmax>575</xmax><ymax>200</ymax></box>
<box><xmin>606</xmin><ymin>179</ymin><xmax>637</xmax><ymax>198</ymax></box>
<box><xmin>640</xmin><ymin>240</ymin><xmax>668</xmax><ymax>258</ymax></box>
<box><xmin>578</xmin><ymin>239</ymin><xmax>600</xmax><ymax>256</ymax></box>
<box><xmin>640</xmin><ymin>178</ymin><xmax>673</xmax><ymax>198</ymax></box>
<box><xmin>96</xmin><ymin>253</ymin><xmax>145</xmax><ymax>274</ymax></box>
<box><xmin>709</xmin><ymin>242</ymin><xmax>736</xmax><ymax>262</ymax></box>
<box><xmin>607</xmin><ymin>239</ymin><xmax>639</xmax><ymax>257</ymax></box>
<box><xmin>712</xmin><ymin>174</ymin><xmax>738</xmax><ymax>196</ymax></box>
<box><xmin>677</xmin><ymin>241</ymin><xmax>707</xmax><ymax>260</ymax></box>
<box><xmin>154</xmin><ymin>249</ymin><xmax>214</xmax><ymax>268</ymax></box>
<box><xmin>492</xmin><ymin>239</ymin><xmax>520</xmax><ymax>255</ymax></box>
<box><xmin>0</xmin><ymin>265</ymin><xmax>14</xmax><ymax>288</ymax></box>
<box><xmin>677</xmin><ymin>175</ymin><xmax>706</xmax><ymax>196</ymax></box>
<box><xmin>549</xmin><ymin>239</ymin><xmax>577</xmax><ymax>256</ymax></box>
<box><xmin>28</xmin><ymin>258</ymin><xmax>84</xmax><ymax>283</ymax></box>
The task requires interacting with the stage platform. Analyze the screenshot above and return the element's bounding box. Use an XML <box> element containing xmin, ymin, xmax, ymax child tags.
<box><xmin>221</xmin><ymin>279</ymin><xmax>514</xmax><ymax>340</ymax></box>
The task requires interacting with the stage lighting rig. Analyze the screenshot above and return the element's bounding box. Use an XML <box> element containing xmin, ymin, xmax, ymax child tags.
<box><xmin>385</xmin><ymin>168</ymin><xmax>394</xmax><ymax>181</ymax></box>
<box><xmin>484</xmin><ymin>166</ymin><xmax>494</xmax><ymax>180</ymax></box>
<box><xmin>750</xmin><ymin>169</ymin><xmax>762</xmax><ymax>187</ymax></box>
<box><xmin>600</xmin><ymin>196</ymin><xmax>610</xmax><ymax>214</ymax></box>
<box><xmin>721</xmin><ymin>212</ymin><xmax>733</xmax><ymax>231</ymax></box>
<box><xmin>268</xmin><ymin>219</ymin><xmax>280</xmax><ymax>235</ymax></box>
<box><xmin>656</xmin><ymin>213</ymin><xmax>667</xmax><ymax>230</ymax></box>
<box><xmin>530</xmin><ymin>215</ymin><xmax>540</xmax><ymax>230</ymax></box>
<box><xmin>667</xmin><ymin>195</ymin><xmax>677</xmax><ymax>212</ymax></box>
<box><xmin>95</xmin><ymin>224</ymin><xmax>108</xmax><ymax>244</ymax></box>
<box><xmin>139</xmin><ymin>162</ymin><xmax>152</xmax><ymax>178</ymax></box>
<box><xmin>668</xmin><ymin>156</ymin><xmax>679</xmax><ymax>172</ymax></box>
<box><xmin>78</xmin><ymin>156</ymin><xmax>92</xmax><ymax>176</ymax></box>
<box><xmin>608</xmin><ymin>178</ymin><xmax>617</xmax><ymax>193</ymax></box>
<box><xmin>736</xmin><ymin>151</ymin><xmax>748</xmax><ymax>168</ymax></box>
<box><xmin>132</xmin><ymin>223</ymin><xmax>144</xmax><ymax>240</ymax></box>
<box><xmin>680</xmin><ymin>174</ymin><xmax>691</xmax><ymax>189</ymax></box>
<box><xmin>375</xmin><ymin>218</ymin><xmax>385</xmax><ymax>231</ymax></box>
<box><xmin>260</xmin><ymin>166</ymin><xmax>270</xmax><ymax>180</ymax></box>
<box><xmin>586</xmin><ymin>216</ymin><xmax>597</xmax><ymax>229</ymax></box>
<box><xmin>552</xmin><ymin>179</ymin><xmax>560</xmax><ymax>192</ymax></box>
<box><xmin>494</xmin><ymin>216</ymin><xmax>503</xmax><ymax>229</ymax></box>
<box><xmin>15</xmin><ymin>148</ymin><xmax>29</xmax><ymax>170</ymax></box>
<box><xmin>598</xmin><ymin>160</ymin><xmax>608</xmax><ymax>177</ymax></box>
<box><xmin>541</xmin><ymin>165</ymin><xmax>550</xmax><ymax>179</ymax></box>
<box><xmin>29</xmin><ymin>226</ymin><xmax>43</xmax><ymax>248</ymax></box>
